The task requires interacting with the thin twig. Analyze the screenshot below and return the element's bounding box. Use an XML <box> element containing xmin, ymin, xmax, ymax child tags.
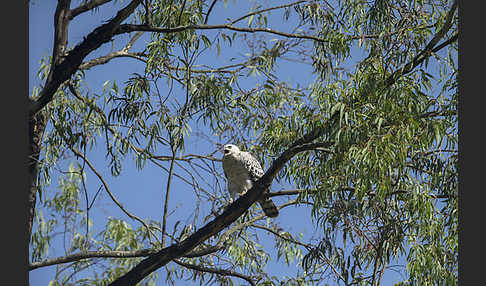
<box><xmin>251</xmin><ymin>224</ymin><xmax>311</xmax><ymax>249</ymax></box>
<box><xmin>116</xmin><ymin>23</ymin><xmax>330</xmax><ymax>43</ymax></box>
<box><xmin>177</xmin><ymin>0</ymin><xmax>187</xmax><ymax>26</ymax></box>
<box><xmin>161</xmin><ymin>149</ymin><xmax>177</xmax><ymax>247</ymax></box>
<box><xmin>70</xmin><ymin>148</ymin><xmax>157</xmax><ymax>243</ymax></box>
<box><xmin>251</xmin><ymin>223</ymin><xmax>346</xmax><ymax>283</ymax></box>
<box><xmin>29</xmin><ymin>200</ymin><xmax>303</xmax><ymax>271</ymax></box>
<box><xmin>204</xmin><ymin>0</ymin><xmax>218</xmax><ymax>24</ymax></box>
<box><xmin>69</xmin><ymin>0</ymin><xmax>113</xmax><ymax>20</ymax></box>
<box><xmin>174</xmin><ymin>259</ymin><xmax>257</xmax><ymax>286</ymax></box>
<box><xmin>230</xmin><ymin>0</ymin><xmax>307</xmax><ymax>25</ymax></box>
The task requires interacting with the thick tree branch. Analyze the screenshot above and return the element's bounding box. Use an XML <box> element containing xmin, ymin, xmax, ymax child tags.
<box><xmin>385</xmin><ymin>0</ymin><xmax>457</xmax><ymax>86</ymax></box>
<box><xmin>28</xmin><ymin>1</ymin><xmax>73</xmax><ymax>233</ymax></box>
<box><xmin>30</xmin><ymin>0</ymin><xmax>143</xmax><ymax>116</ymax></box>
<box><xmin>79</xmin><ymin>31</ymin><xmax>145</xmax><ymax>70</ymax></box>
<box><xmin>106</xmin><ymin>126</ymin><xmax>334</xmax><ymax>285</ymax></box>
<box><xmin>50</xmin><ymin>0</ymin><xmax>71</xmax><ymax>68</ymax></box>
<box><xmin>29</xmin><ymin>200</ymin><xmax>301</xmax><ymax>271</ymax></box>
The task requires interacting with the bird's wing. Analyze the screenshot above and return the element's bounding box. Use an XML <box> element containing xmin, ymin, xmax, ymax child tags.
<box><xmin>241</xmin><ymin>151</ymin><xmax>264</xmax><ymax>181</ymax></box>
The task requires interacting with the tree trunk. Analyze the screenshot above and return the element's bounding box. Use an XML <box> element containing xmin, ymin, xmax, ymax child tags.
<box><xmin>28</xmin><ymin>111</ymin><xmax>48</xmax><ymax>242</ymax></box>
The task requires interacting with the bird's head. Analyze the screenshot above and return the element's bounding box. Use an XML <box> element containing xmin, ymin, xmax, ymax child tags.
<box><xmin>223</xmin><ymin>144</ymin><xmax>240</xmax><ymax>156</ymax></box>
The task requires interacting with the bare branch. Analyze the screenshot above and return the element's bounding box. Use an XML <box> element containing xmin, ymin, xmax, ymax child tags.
<box><xmin>69</xmin><ymin>146</ymin><xmax>156</xmax><ymax>242</ymax></box>
<box><xmin>153</xmin><ymin>153</ymin><xmax>221</xmax><ymax>162</ymax></box>
<box><xmin>177</xmin><ymin>0</ymin><xmax>187</xmax><ymax>26</ymax></box>
<box><xmin>50</xmin><ymin>0</ymin><xmax>71</xmax><ymax>71</ymax></box>
<box><xmin>204</xmin><ymin>0</ymin><xmax>218</xmax><ymax>24</ymax></box>
<box><xmin>161</xmin><ymin>151</ymin><xmax>176</xmax><ymax>247</ymax></box>
<box><xmin>268</xmin><ymin>189</ymin><xmax>317</xmax><ymax>197</ymax></box>
<box><xmin>126</xmin><ymin>30</ymin><xmax>145</xmax><ymax>49</ymax></box>
<box><xmin>251</xmin><ymin>224</ymin><xmax>311</xmax><ymax>249</ymax></box>
<box><xmin>79</xmin><ymin>30</ymin><xmax>144</xmax><ymax>70</ymax></box>
<box><xmin>30</xmin><ymin>0</ymin><xmax>144</xmax><ymax>115</ymax></box>
<box><xmin>230</xmin><ymin>0</ymin><xmax>307</xmax><ymax>25</ymax></box>
<box><xmin>79</xmin><ymin>51</ymin><xmax>146</xmax><ymax>70</ymax></box>
<box><xmin>29</xmin><ymin>249</ymin><xmax>156</xmax><ymax>270</ymax></box>
<box><xmin>174</xmin><ymin>259</ymin><xmax>257</xmax><ymax>286</ymax></box>
<box><xmin>115</xmin><ymin>23</ymin><xmax>330</xmax><ymax>43</ymax></box>
<box><xmin>144</xmin><ymin>0</ymin><xmax>152</xmax><ymax>26</ymax></box>
<box><xmin>69</xmin><ymin>0</ymin><xmax>113</xmax><ymax>19</ymax></box>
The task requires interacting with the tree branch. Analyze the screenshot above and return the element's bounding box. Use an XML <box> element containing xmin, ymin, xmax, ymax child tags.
<box><xmin>78</xmin><ymin>51</ymin><xmax>146</xmax><ymax>70</ymax></box>
<box><xmin>28</xmin><ymin>111</ymin><xmax>48</xmax><ymax>242</ymax></box>
<box><xmin>69</xmin><ymin>146</ymin><xmax>157</xmax><ymax>243</ymax></box>
<box><xmin>143</xmin><ymin>0</ymin><xmax>152</xmax><ymax>26</ymax></box>
<box><xmin>153</xmin><ymin>154</ymin><xmax>221</xmax><ymax>162</ymax></box>
<box><xmin>115</xmin><ymin>23</ymin><xmax>330</xmax><ymax>43</ymax></box>
<box><xmin>173</xmin><ymin>259</ymin><xmax>257</xmax><ymax>286</ymax></box>
<box><xmin>230</xmin><ymin>0</ymin><xmax>307</xmax><ymax>25</ymax></box>
<box><xmin>79</xmin><ymin>30</ymin><xmax>145</xmax><ymax>70</ymax></box>
<box><xmin>253</xmin><ymin>223</ymin><xmax>347</xmax><ymax>283</ymax></box>
<box><xmin>385</xmin><ymin>0</ymin><xmax>457</xmax><ymax>86</ymax></box>
<box><xmin>268</xmin><ymin>189</ymin><xmax>317</xmax><ymax>197</ymax></box>
<box><xmin>106</xmin><ymin>124</ymin><xmax>335</xmax><ymax>285</ymax></box>
<box><xmin>161</xmin><ymin>150</ymin><xmax>176</xmax><ymax>247</ymax></box>
<box><xmin>251</xmin><ymin>224</ymin><xmax>311</xmax><ymax>249</ymax></box>
<box><xmin>204</xmin><ymin>0</ymin><xmax>218</xmax><ymax>24</ymax></box>
<box><xmin>69</xmin><ymin>0</ymin><xmax>113</xmax><ymax>20</ymax></box>
<box><xmin>30</xmin><ymin>0</ymin><xmax>143</xmax><ymax>116</ymax></box>
<box><xmin>29</xmin><ymin>200</ymin><xmax>301</xmax><ymax>271</ymax></box>
<box><xmin>29</xmin><ymin>249</ymin><xmax>156</xmax><ymax>270</ymax></box>
<box><xmin>50</xmin><ymin>0</ymin><xmax>71</xmax><ymax>68</ymax></box>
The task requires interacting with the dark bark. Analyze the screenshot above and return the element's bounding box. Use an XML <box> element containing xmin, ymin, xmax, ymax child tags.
<box><xmin>29</xmin><ymin>0</ymin><xmax>143</xmax><ymax>116</ymax></box>
<box><xmin>28</xmin><ymin>111</ymin><xmax>48</xmax><ymax>241</ymax></box>
<box><xmin>107</xmin><ymin>138</ymin><xmax>333</xmax><ymax>285</ymax></box>
<box><xmin>28</xmin><ymin>0</ymin><xmax>144</xmax><ymax>242</ymax></box>
<box><xmin>28</xmin><ymin>0</ymin><xmax>70</xmax><ymax>242</ymax></box>
<box><xmin>385</xmin><ymin>0</ymin><xmax>457</xmax><ymax>86</ymax></box>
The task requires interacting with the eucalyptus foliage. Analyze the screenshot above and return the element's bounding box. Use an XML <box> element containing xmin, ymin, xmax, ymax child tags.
<box><xmin>29</xmin><ymin>0</ymin><xmax>457</xmax><ymax>285</ymax></box>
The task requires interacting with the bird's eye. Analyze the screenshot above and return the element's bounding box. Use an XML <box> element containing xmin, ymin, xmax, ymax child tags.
<box><xmin>228</xmin><ymin>146</ymin><xmax>232</xmax><ymax>148</ymax></box>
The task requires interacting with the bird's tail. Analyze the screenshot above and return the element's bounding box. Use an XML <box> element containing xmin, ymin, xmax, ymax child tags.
<box><xmin>258</xmin><ymin>197</ymin><xmax>279</xmax><ymax>218</ymax></box>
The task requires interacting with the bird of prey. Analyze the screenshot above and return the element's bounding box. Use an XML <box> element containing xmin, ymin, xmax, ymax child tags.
<box><xmin>222</xmin><ymin>144</ymin><xmax>279</xmax><ymax>218</ymax></box>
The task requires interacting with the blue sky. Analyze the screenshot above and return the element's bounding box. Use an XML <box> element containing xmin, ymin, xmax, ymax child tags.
<box><xmin>28</xmin><ymin>1</ymin><xmax>422</xmax><ymax>285</ymax></box>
